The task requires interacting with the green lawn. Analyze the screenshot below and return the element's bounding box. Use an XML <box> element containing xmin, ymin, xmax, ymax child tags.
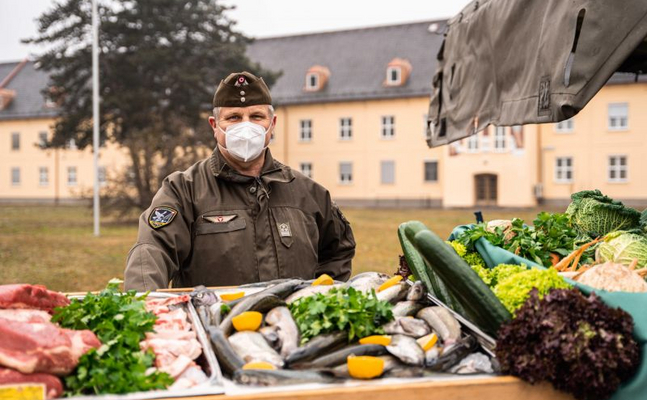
<box><xmin>0</xmin><ymin>205</ymin><xmax>548</xmax><ymax>292</ymax></box>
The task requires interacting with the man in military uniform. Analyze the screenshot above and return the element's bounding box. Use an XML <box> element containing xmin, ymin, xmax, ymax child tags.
<box><xmin>124</xmin><ymin>71</ymin><xmax>356</xmax><ymax>291</ymax></box>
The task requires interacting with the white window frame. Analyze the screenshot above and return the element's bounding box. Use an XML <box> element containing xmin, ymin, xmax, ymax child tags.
<box><xmin>98</xmin><ymin>166</ymin><xmax>107</xmax><ymax>185</ymax></box>
<box><xmin>608</xmin><ymin>155</ymin><xmax>628</xmax><ymax>183</ymax></box>
<box><xmin>38</xmin><ymin>132</ymin><xmax>48</xmax><ymax>148</ymax></box>
<box><xmin>299</xmin><ymin>119</ymin><xmax>312</xmax><ymax>142</ymax></box>
<box><xmin>305</xmin><ymin>72</ymin><xmax>319</xmax><ymax>90</ymax></box>
<box><xmin>424</xmin><ymin>160</ymin><xmax>438</xmax><ymax>183</ymax></box>
<box><xmin>11</xmin><ymin>167</ymin><xmax>20</xmax><ymax>186</ymax></box>
<box><xmin>466</xmin><ymin>135</ymin><xmax>479</xmax><ymax>153</ymax></box>
<box><xmin>39</xmin><ymin>167</ymin><xmax>49</xmax><ymax>186</ymax></box>
<box><xmin>339</xmin><ymin>118</ymin><xmax>352</xmax><ymax>140</ymax></box>
<box><xmin>381</xmin><ymin>116</ymin><xmax>395</xmax><ymax>139</ymax></box>
<box><xmin>299</xmin><ymin>162</ymin><xmax>312</xmax><ymax>178</ymax></box>
<box><xmin>11</xmin><ymin>132</ymin><xmax>20</xmax><ymax>151</ymax></box>
<box><xmin>494</xmin><ymin>126</ymin><xmax>506</xmax><ymax>151</ymax></box>
<box><xmin>608</xmin><ymin>103</ymin><xmax>629</xmax><ymax>131</ymax></box>
<box><xmin>555</xmin><ymin>118</ymin><xmax>574</xmax><ymax>133</ymax></box>
<box><xmin>67</xmin><ymin>166</ymin><xmax>78</xmax><ymax>186</ymax></box>
<box><xmin>386</xmin><ymin>66</ymin><xmax>402</xmax><ymax>85</ymax></box>
<box><xmin>554</xmin><ymin>157</ymin><xmax>573</xmax><ymax>183</ymax></box>
<box><xmin>380</xmin><ymin>160</ymin><xmax>395</xmax><ymax>185</ymax></box>
<box><xmin>339</xmin><ymin>162</ymin><xmax>353</xmax><ymax>184</ymax></box>
<box><xmin>66</xmin><ymin>138</ymin><xmax>77</xmax><ymax>150</ymax></box>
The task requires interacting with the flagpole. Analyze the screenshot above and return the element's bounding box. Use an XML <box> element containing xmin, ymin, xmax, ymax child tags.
<box><xmin>92</xmin><ymin>0</ymin><xmax>100</xmax><ymax>236</ymax></box>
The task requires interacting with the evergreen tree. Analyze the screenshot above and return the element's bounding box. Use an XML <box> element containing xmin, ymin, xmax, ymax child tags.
<box><xmin>25</xmin><ymin>0</ymin><xmax>279</xmax><ymax>209</ymax></box>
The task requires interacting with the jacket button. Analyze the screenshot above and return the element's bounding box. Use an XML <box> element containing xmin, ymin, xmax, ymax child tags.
<box><xmin>249</xmin><ymin>186</ymin><xmax>257</xmax><ymax>194</ymax></box>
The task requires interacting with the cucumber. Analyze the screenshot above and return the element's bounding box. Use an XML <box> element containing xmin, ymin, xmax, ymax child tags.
<box><xmin>405</xmin><ymin>223</ymin><xmax>511</xmax><ymax>337</ymax></box>
<box><xmin>398</xmin><ymin>222</ymin><xmax>435</xmax><ymax>295</ymax></box>
<box><xmin>399</xmin><ymin>222</ymin><xmax>468</xmax><ymax>316</ymax></box>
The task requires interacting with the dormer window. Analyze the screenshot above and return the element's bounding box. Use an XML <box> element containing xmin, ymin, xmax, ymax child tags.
<box><xmin>306</xmin><ymin>73</ymin><xmax>319</xmax><ymax>90</ymax></box>
<box><xmin>387</xmin><ymin>67</ymin><xmax>401</xmax><ymax>85</ymax></box>
<box><xmin>0</xmin><ymin>88</ymin><xmax>16</xmax><ymax>110</ymax></box>
<box><xmin>304</xmin><ymin>65</ymin><xmax>330</xmax><ymax>92</ymax></box>
<box><xmin>384</xmin><ymin>58</ymin><xmax>412</xmax><ymax>87</ymax></box>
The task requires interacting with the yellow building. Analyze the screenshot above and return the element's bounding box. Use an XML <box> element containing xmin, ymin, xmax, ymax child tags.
<box><xmin>2</xmin><ymin>21</ymin><xmax>646</xmax><ymax>208</ymax></box>
<box><xmin>0</xmin><ymin>60</ymin><xmax>128</xmax><ymax>203</ymax></box>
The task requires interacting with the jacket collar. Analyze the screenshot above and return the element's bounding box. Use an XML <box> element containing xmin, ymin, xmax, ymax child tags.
<box><xmin>208</xmin><ymin>147</ymin><xmax>294</xmax><ymax>184</ymax></box>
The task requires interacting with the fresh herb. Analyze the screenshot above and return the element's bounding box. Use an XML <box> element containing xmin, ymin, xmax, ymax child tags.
<box><xmin>496</xmin><ymin>288</ymin><xmax>640</xmax><ymax>400</ymax></box>
<box><xmin>52</xmin><ymin>279</ymin><xmax>173</xmax><ymax>396</ymax></box>
<box><xmin>288</xmin><ymin>287</ymin><xmax>393</xmax><ymax>344</ymax></box>
<box><xmin>457</xmin><ymin>212</ymin><xmax>589</xmax><ymax>268</ymax></box>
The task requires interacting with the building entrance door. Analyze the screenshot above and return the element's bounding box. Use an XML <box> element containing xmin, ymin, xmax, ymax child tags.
<box><xmin>475</xmin><ymin>174</ymin><xmax>498</xmax><ymax>206</ymax></box>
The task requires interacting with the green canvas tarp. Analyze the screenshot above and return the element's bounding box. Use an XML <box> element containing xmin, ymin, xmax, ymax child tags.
<box><xmin>427</xmin><ymin>0</ymin><xmax>647</xmax><ymax>147</ymax></box>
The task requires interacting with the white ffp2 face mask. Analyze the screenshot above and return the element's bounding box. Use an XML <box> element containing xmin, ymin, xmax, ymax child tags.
<box><xmin>218</xmin><ymin>121</ymin><xmax>271</xmax><ymax>162</ymax></box>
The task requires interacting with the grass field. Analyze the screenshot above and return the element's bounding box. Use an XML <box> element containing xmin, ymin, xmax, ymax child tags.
<box><xmin>0</xmin><ymin>205</ymin><xmax>547</xmax><ymax>292</ymax></box>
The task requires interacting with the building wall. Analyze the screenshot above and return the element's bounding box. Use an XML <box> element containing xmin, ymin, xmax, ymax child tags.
<box><xmin>0</xmin><ymin>117</ymin><xmax>130</xmax><ymax>202</ymax></box>
<box><xmin>271</xmin><ymin>97</ymin><xmax>444</xmax><ymax>206</ymax></box>
<box><xmin>441</xmin><ymin>125</ymin><xmax>539</xmax><ymax>208</ymax></box>
<box><xmin>539</xmin><ymin>83</ymin><xmax>647</xmax><ymax>206</ymax></box>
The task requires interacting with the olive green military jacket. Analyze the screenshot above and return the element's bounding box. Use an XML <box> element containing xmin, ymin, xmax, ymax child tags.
<box><xmin>124</xmin><ymin>148</ymin><xmax>355</xmax><ymax>291</ymax></box>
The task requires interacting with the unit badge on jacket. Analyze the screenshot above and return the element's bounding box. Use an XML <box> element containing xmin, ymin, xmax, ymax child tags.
<box><xmin>148</xmin><ymin>206</ymin><xmax>178</xmax><ymax>229</ymax></box>
<box><xmin>277</xmin><ymin>222</ymin><xmax>292</xmax><ymax>237</ymax></box>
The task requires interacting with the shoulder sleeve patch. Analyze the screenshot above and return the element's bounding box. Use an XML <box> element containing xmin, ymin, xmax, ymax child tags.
<box><xmin>148</xmin><ymin>206</ymin><xmax>179</xmax><ymax>229</ymax></box>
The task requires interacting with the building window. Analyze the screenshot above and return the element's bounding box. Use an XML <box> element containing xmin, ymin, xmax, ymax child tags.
<box><xmin>305</xmin><ymin>73</ymin><xmax>319</xmax><ymax>90</ymax></box>
<box><xmin>423</xmin><ymin>113</ymin><xmax>430</xmax><ymax>139</ymax></box>
<box><xmin>494</xmin><ymin>126</ymin><xmax>506</xmax><ymax>151</ymax></box>
<box><xmin>555</xmin><ymin>118</ymin><xmax>574</xmax><ymax>133</ymax></box>
<box><xmin>381</xmin><ymin>116</ymin><xmax>395</xmax><ymax>139</ymax></box>
<box><xmin>98</xmin><ymin>166</ymin><xmax>107</xmax><ymax>185</ymax></box>
<box><xmin>424</xmin><ymin>161</ymin><xmax>438</xmax><ymax>182</ymax></box>
<box><xmin>11</xmin><ymin>167</ymin><xmax>20</xmax><ymax>186</ymax></box>
<box><xmin>38</xmin><ymin>132</ymin><xmax>48</xmax><ymax>148</ymax></box>
<box><xmin>608</xmin><ymin>103</ymin><xmax>628</xmax><ymax>130</ymax></box>
<box><xmin>608</xmin><ymin>156</ymin><xmax>628</xmax><ymax>182</ymax></box>
<box><xmin>339</xmin><ymin>118</ymin><xmax>352</xmax><ymax>140</ymax></box>
<box><xmin>466</xmin><ymin>135</ymin><xmax>479</xmax><ymax>152</ymax></box>
<box><xmin>299</xmin><ymin>120</ymin><xmax>312</xmax><ymax>142</ymax></box>
<box><xmin>39</xmin><ymin>167</ymin><xmax>49</xmax><ymax>186</ymax></box>
<box><xmin>339</xmin><ymin>162</ymin><xmax>353</xmax><ymax>184</ymax></box>
<box><xmin>386</xmin><ymin>66</ymin><xmax>401</xmax><ymax>85</ymax></box>
<box><xmin>300</xmin><ymin>162</ymin><xmax>312</xmax><ymax>178</ymax></box>
<box><xmin>67</xmin><ymin>166</ymin><xmax>77</xmax><ymax>186</ymax></box>
<box><xmin>555</xmin><ymin>157</ymin><xmax>573</xmax><ymax>183</ymax></box>
<box><xmin>381</xmin><ymin>160</ymin><xmax>395</xmax><ymax>184</ymax></box>
<box><xmin>11</xmin><ymin>132</ymin><xmax>20</xmax><ymax>150</ymax></box>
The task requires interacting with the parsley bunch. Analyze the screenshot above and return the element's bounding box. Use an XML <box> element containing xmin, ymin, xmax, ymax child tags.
<box><xmin>288</xmin><ymin>287</ymin><xmax>393</xmax><ymax>344</ymax></box>
<box><xmin>52</xmin><ymin>279</ymin><xmax>173</xmax><ymax>396</ymax></box>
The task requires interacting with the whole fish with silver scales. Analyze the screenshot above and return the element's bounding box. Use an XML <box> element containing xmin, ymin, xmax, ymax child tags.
<box><xmin>198</xmin><ymin>273</ymin><xmax>493</xmax><ymax>385</ymax></box>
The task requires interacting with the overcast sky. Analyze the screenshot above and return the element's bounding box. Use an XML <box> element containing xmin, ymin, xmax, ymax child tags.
<box><xmin>0</xmin><ymin>0</ymin><xmax>472</xmax><ymax>63</ymax></box>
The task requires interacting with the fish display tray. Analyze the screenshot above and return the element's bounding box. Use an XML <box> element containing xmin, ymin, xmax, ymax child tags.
<box><xmin>157</xmin><ymin>286</ymin><xmax>575</xmax><ymax>400</ymax></box>
<box><xmin>66</xmin><ymin>292</ymin><xmax>225</xmax><ymax>400</ymax></box>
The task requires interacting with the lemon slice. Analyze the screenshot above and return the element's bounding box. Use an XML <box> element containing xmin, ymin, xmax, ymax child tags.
<box><xmin>347</xmin><ymin>355</ymin><xmax>384</xmax><ymax>379</ymax></box>
<box><xmin>359</xmin><ymin>335</ymin><xmax>392</xmax><ymax>346</ymax></box>
<box><xmin>416</xmin><ymin>332</ymin><xmax>439</xmax><ymax>352</ymax></box>
<box><xmin>232</xmin><ymin>311</ymin><xmax>263</xmax><ymax>331</ymax></box>
<box><xmin>242</xmin><ymin>361</ymin><xmax>277</xmax><ymax>370</ymax></box>
<box><xmin>312</xmin><ymin>273</ymin><xmax>334</xmax><ymax>286</ymax></box>
<box><xmin>377</xmin><ymin>275</ymin><xmax>403</xmax><ymax>292</ymax></box>
<box><xmin>221</xmin><ymin>291</ymin><xmax>245</xmax><ymax>301</ymax></box>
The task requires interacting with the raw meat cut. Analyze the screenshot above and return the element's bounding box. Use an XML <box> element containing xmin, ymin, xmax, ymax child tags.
<box><xmin>0</xmin><ymin>318</ymin><xmax>100</xmax><ymax>375</ymax></box>
<box><xmin>0</xmin><ymin>309</ymin><xmax>52</xmax><ymax>323</ymax></box>
<box><xmin>0</xmin><ymin>285</ymin><xmax>69</xmax><ymax>313</ymax></box>
<box><xmin>0</xmin><ymin>367</ymin><xmax>63</xmax><ymax>399</ymax></box>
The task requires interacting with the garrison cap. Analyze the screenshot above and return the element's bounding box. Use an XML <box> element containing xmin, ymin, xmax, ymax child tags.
<box><xmin>212</xmin><ymin>71</ymin><xmax>272</xmax><ymax>108</ymax></box>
